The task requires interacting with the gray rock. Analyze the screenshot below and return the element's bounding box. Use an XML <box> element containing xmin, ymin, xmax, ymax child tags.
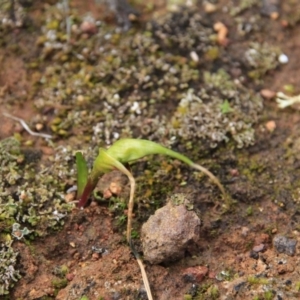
<box><xmin>273</xmin><ymin>235</ymin><xmax>297</xmax><ymax>256</ymax></box>
<box><xmin>141</xmin><ymin>202</ymin><xmax>200</xmax><ymax>264</ymax></box>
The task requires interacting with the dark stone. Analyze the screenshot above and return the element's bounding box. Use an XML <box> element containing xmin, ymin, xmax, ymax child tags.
<box><xmin>249</xmin><ymin>250</ymin><xmax>259</xmax><ymax>260</ymax></box>
<box><xmin>285</xmin><ymin>280</ymin><xmax>292</xmax><ymax>286</ymax></box>
<box><xmin>273</xmin><ymin>235</ymin><xmax>297</xmax><ymax>256</ymax></box>
<box><xmin>234</xmin><ymin>281</ymin><xmax>246</xmax><ymax>292</ymax></box>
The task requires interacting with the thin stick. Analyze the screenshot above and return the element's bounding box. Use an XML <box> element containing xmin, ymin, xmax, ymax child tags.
<box><xmin>3</xmin><ymin>112</ymin><xmax>52</xmax><ymax>139</ymax></box>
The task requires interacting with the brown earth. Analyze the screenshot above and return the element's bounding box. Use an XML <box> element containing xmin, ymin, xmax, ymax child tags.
<box><xmin>1</xmin><ymin>0</ymin><xmax>300</xmax><ymax>299</ymax></box>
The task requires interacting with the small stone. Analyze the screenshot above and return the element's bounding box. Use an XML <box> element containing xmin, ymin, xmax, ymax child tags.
<box><xmin>109</xmin><ymin>182</ymin><xmax>122</xmax><ymax>195</ymax></box>
<box><xmin>182</xmin><ymin>266</ymin><xmax>209</xmax><ymax>283</ymax></box>
<box><xmin>233</xmin><ymin>280</ymin><xmax>246</xmax><ymax>292</ymax></box>
<box><xmin>65</xmin><ymin>192</ymin><xmax>75</xmax><ymax>202</ymax></box>
<box><xmin>265</xmin><ymin>120</ymin><xmax>276</xmax><ymax>132</ymax></box>
<box><xmin>66</xmin><ymin>273</ymin><xmax>75</xmax><ymax>281</ymax></box>
<box><xmin>35</xmin><ymin>123</ymin><xmax>44</xmax><ymax>131</ymax></box>
<box><xmin>91</xmin><ymin>253</ymin><xmax>100</xmax><ymax>260</ymax></box>
<box><xmin>241</xmin><ymin>226</ymin><xmax>249</xmax><ymax>237</ymax></box>
<box><xmin>103</xmin><ymin>188</ymin><xmax>113</xmax><ymax>199</ymax></box>
<box><xmin>273</xmin><ymin>235</ymin><xmax>297</xmax><ymax>256</ymax></box>
<box><xmin>278</xmin><ymin>54</ymin><xmax>288</xmax><ymax>64</ymax></box>
<box><xmin>80</xmin><ymin>21</ymin><xmax>97</xmax><ymax>35</ymax></box>
<box><xmin>203</xmin><ymin>1</ymin><xmax>217</xmax><ymax>14</ymax></box>
<box><xmin>270</xmin><ymin>11</ymin><xmax>279</xmax><ymax>20</ymax></box>
<box><xmin>249</xmin><ymin>250</ymin><xmax>259</xmax><ymax>260</ymax></box>
<box><xmin>252</xmin><ymin>243</ymin><xmax>265</xmax><ymax>253</ymax></box>
<box><xmin>141</xmin><ymin>202</ymin><xmax>200</xmax><ymax>264</ymax></box>
<box><xmin>260</xmin><ymin>89</ymin><xmax>276</xmax><ymax>99</ymax></box>
<box><xmin>190</xmin><ymin>51</ymin><xmax>199</xmax><ymax>62</ymax></box>
<box><xmin>213</xmin><ymin>22</ymin><xmax>229</xmax><ymax>46</ymax></box>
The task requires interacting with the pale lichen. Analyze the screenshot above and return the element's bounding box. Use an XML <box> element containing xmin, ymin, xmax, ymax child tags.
<box><xmin>0</xmin><ymin>241</ymin><xmax>21</xmax><ymax>295</ymax></box>
<box><xmin>29</xmin><ymin>4</ymin><xmax>270</xmax><ymax>151</ymax></box>
<box><xmin>0</xmin><ymin>137</ymin><xmax>74</xmax><ymax>293</ymax></box>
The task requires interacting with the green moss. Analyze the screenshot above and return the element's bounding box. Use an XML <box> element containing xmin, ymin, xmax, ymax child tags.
<box><xmin>52</xmin><ymin>277</ymin><xmax>68</xmax><ymax>289</ymax></box>
<box><xmin>207</xmin><ymin>285</ymin><xmax>220</xmax><ymax>299</ymax></box>
<box><xmin>247</xmin><ymin>276</ymin><xmax>268</xmax><ymax>285</ymax></box>
<box><xmin>263</xmin><ymin>290</ymin><xmax>273</xmax><ymax>300</ymax></box>
<box><xmin>246</xmin><ymin>206</ymin><xmax>253</xmax><ymax>216</ymax></box>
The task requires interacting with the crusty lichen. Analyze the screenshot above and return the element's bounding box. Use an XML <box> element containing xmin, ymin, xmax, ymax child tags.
<box><xmin>0</xmin><ymin>240</ymin><xmax>21</xmax><ymax>295</ymax></box>
<box><xmin>169</xmin><ymin>70</ymin><xmax>262</xmax><ymax>148</ymax></box>
<box><xmin>244</xmin><ymin>42</ymin><xmax>281</xmax><ymax>80</ymax></box>
<box><xmin>0</xmin><ymin>137</ymin><xmax>75</xmax><ymax>293</ymax></box>
<box><xmin>29</xmin><ymin>4</ymin><xmax>270</xmax><ymax>152</ymax></box>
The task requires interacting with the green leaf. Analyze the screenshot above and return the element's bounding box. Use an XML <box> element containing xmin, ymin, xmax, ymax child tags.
<box><xmin>220</xmin><ymin>99</ymin><xmax>234</xmax><ymax>114</ymax></box>
<box><xmin>76</xmin><ymin>152</ymin><xmax>88</xmax><ymax>199</ymax></box>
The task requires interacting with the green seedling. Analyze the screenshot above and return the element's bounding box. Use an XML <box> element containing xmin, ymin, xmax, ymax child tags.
<box><xmin>76</xmin><ymin>138</ymin><xmax>227</xmax><ymax>241</ymax></box>
<box><xmin>76</xmin><ymin>138</ymin><xmax>228</xmax><ymax>300</ymax></box>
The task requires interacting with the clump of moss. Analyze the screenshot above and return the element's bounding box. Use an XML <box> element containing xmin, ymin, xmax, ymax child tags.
<box><xmin>247</xmin><ymin>275</ymin><xmax>269</xmax><ymax>285</ymax></box>
<box><xmin>52</xmin><ymin>277</ymin><xmax>68</xmax><ymax>289</ymax></box>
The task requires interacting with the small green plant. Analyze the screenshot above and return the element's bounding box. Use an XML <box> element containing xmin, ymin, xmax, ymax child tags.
<box><xmin>208</xmin><ymin>284</ymin><xmax>220</xmax><ymax>299</ymax></box>
<box><xmin>247</xmin><ymin>276</ymin><xmax>268</xmax><ymax>285</ymax></box>
<box><xmin>76</xmin><ymin>139</ymin><xmax>227</xmax><ymax>240</ymax></box>
<box><xmin>52</xmin><ymin>277</ymin><xmax>68</xmax><ymax>289</ymax></box>
<box><xmin>76</xmin><ymin>138</ymin><xmax>228</xmax><ymax>300</ymax></box>
<box><xmin>263</xmin><ymin>290</ymin><xmax>273</xmax><ymax>300</ymax></box>
<box><xmin>246</xmin><ymin>205</ymin><xmax>253</xmax><ymax>216</ymax></box>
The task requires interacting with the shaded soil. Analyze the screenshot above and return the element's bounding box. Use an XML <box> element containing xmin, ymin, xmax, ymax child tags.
<box><xmin>1</xmin><ymin>0</ymin><xmax>300</xmax><ymax>299</ymax></box>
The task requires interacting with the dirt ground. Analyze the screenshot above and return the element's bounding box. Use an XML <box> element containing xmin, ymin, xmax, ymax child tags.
<box><xmin>1</xmin><ymin>0</ymin><xmax>300</xmax><ymax>299</ymax></box>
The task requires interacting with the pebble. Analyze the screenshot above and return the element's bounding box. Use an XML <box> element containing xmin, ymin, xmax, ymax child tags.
<box><xmin>273</xmin><ymin>235</ymin><xmax>297</xmax><ymax>256</ymax></box>
<box><xmin>109</xmin><ymin>182</ymin><xmax>122</xmax><ymax>195</ymax></box>
<box><xmin>252</xmin><ymin>243</ymin><xmax>265</xmax><ymax>253</ymax></box>
<box><xmin>214</xmin><ymin>22</ymin><xmax>229</xmax><ymax>46</ymax></box>
<box><xmin>203</xmin><ymin>1</ymin><xmax>217</xmax><ymax>14</ymax></box>
<box><xmin>260</xmin><ymin>89</ymin><xmax>276</xmax><ymax>99</ymax></box>
<box><xmin>249</xmin><ymin>250</ymin><xmax>259</xmax><ymax>260</ymax></box>
<box><xmin>182</xmin><ymin>266</ymin><xmax>209</xmax><ymax>283</ymax></box>
<box><xmin>265</xmin><ymin>120</ymin><xmax>276</xmax><ymax>132</ymax></box>
<box><xmin>190</xmin><ymin>51</ymin><xmax>199</xmax><ymax>62</ymax></box>
<box><xmin>66</xmin><ymin>273</ymin><xmax>75</xmax><ymax>281</ymax></box>
<box><xmin>141</xmin><ymin>202</ymin><xmax>200</xmax><ymax>264</ymax></box>
<box><xmin>278</xmin><ymin>54</ymin><xmax>289</xmax><ymax>64</ymax></box>
<box><xmin>241</xmin><ymin>226</ymin><xmax>249</xmax><ymax>237</ymax></box>
<box><xmin>80</xmin><ymin>21</ymin><xmax>97</xmax><ymax>35</ymax></box>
